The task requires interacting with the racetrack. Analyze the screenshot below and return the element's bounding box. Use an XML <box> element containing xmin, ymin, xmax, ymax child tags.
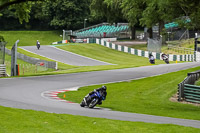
<box><xmin>1</xmin><ymin>62</ymin><xmax>200</xmax><ymax>128</ymax></box>
<box><xmin>19</xmin><ymin>46</ymin><xmax>112</xmax><ymax>66</ymax></box>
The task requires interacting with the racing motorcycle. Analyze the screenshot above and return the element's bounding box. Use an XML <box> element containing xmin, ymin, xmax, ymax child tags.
<box><xmin>149</xmin><ymin>54</ymin><xmax>155</xmax><ymax>64</ymax></box>
<box><xmin>161</xmin><ymin>54</ymin><xmax>169</xmax><ymax>64</ymax></box>
<box><xmin>80</xmin><ymin>91</ymin><xmax>106</xmax><ymax>108</ymax></box>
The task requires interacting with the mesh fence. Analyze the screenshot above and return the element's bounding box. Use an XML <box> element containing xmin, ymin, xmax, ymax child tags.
<box><xmin>5</xmin><ymin>48</ymin><xmax>57</xmax><ymax>70</ymax></box>
<box><xmin>64</xmin><ymin>30</ymin><xmax>72</xmax><ymax>40</ymax></box>
<box><xmin>147</xmin><ymin>38</ymin><xmax>162</xmax><ymax>53</ymax></box>
<box><xmin>5</xmin><ymin>61</ymin><xmax>51</xmax><ymax>76</ymax></box>
<box><xmin>0</xmin><ymin>42</ymin><xmax>6</xmax><ymax>64</ymax></box>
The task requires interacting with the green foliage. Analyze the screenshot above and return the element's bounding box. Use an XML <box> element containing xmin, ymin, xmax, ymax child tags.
<box><xmin>38</xmin><ymin>0</ymin><xmax>90</xmax><ymax>30</ymax></box>
<box><xmin>0</xmin><ymin>0</ymin><xmax>91</xmax><ymax>30</ymax></box>
<box><xmin>121</xmin><ymin>0</ymin><xmax>146</xmax><ymax>27</ymax></box>
<box><xmin>0</xmin><ymin>35</ymin><xmax>5</xmax><ymax>42</ymax></box>
<box><xmin>13</xmin><ymin>3</ymin><xmax>31</xmax><ymax>24</ymax></box>
<box><xmin>0</xmin><ymin>0</ymin><xmax>41</xmax><ymax>24</ymax></box>
<box><xmin>90</xmin><ymin>0</ymin><xmax>125</xmax><ymax>24</ymax></box>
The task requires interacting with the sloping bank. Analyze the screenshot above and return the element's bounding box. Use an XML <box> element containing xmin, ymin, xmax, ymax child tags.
<box><xmin>52</xmin><ymin>38</ymin><xmax>195</xmax><ymax>62</ymax></box>
<box><xmin>95</xmin><ymin>38</ymin><xmax>194</xmax><ymax>62</ymax></box>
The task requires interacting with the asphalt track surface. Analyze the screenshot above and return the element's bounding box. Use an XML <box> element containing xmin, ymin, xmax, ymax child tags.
<box><xmin>1</xmin><ymin>62</ymin><xmax>200</xmax><ymax>128</ymax></box>
<box><xmin>19</xmin><ymin>46</ymin><xmax>112</xmax><ymax>66</ymax></box>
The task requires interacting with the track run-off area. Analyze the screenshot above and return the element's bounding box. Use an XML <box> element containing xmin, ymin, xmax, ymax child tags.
<box><xmin>1</xmin><ymin>59</ymin><xmax>200</xmax><ymax>128</ymax></box>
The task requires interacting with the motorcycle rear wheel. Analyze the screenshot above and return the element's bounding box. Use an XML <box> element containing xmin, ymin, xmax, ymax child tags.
<box><xmin>80</xmin><ymin>100</ymin><xmax>85</xmax><ymax>107</ymax></box>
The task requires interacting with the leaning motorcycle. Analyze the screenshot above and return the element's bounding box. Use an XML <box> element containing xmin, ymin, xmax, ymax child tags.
<box><xmin>80</xmin><ymin>91</ymin><xmax>106</xmax><ymax>108</ymax></box>
<box><xmin>149</xmin><ymin>56</ymin><xmax>155</xmax><ymax>64</ymax></box>
<box><xmin>162</xmin><ymin>54</ymin><xmax>169</xmax><ymax>64</ymax></box>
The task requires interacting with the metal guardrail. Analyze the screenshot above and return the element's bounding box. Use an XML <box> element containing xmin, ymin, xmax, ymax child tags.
<box><xmin>184</xmin><ymin>84</ymin><xmax>200</xmax><ymax>103</ymax></box>
<box><xmin>178</xmin><ymin>70</ymin><xmax>200</xmax><ymax>103</ymax></box>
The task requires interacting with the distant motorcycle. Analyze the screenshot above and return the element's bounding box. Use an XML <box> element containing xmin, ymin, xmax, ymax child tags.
<box><xmin>36</xmin><ymin>40</ymin><xmax>40</xmax><ymax>50</ymax></box>
<box><xmin>80</xmin><ymin>89</ymin><xmax>107</xmax><ymax>108</ymax></box>
<box><xmin>161</xmin><ymin>54</ymin><xmax>169</xmax><ymax>64</ymax></box>
<box><xmin>149</xmin><ymin>54</ymin><xmax>155</xmax><ymax>64</ymax></box>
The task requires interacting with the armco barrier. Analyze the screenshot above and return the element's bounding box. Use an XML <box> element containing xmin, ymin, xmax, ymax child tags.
<box><xmin>184</xmin><ymin>84</ymin><xmax>200</xmax><ymax>103</ymax></box>
<box><xmin>177</xmin><ymin>70</ymin><xmax>200</xmax><ymax>103</ymax></box>
<box><xmin>5</xmin><ymin>48</ymin><xmax>57</xmax><ymax>70</ymax></box>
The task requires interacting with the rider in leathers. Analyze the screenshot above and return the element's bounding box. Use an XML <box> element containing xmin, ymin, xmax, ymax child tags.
<box><xmin>85</xmin><ymin>86</ymin><xmax>107</xmax><ymax>105</ymax></box>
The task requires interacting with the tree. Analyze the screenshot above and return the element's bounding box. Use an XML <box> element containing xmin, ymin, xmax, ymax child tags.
<box><xmin>172</xmin><ymin>0</ymin><xmax>200</xmax><ymax>30</ymax></box>
<box><xmin>0</xmin><ymin>0</ymin><xmax>39</xmax><ymax>11</ymax></box>
<box><xmin>91</xmin><ymin>0</ymin><xmax>138</xmax><ymax>38</ymax></box>
<box><xmin>39</xmin><ymin>0</ymin><xmax>90</xmax><ymax>30</ymax></box>
<box><xmin>0</xmin><ymin>0</ymin><xmax>91</xmax><ymax>30</ymax></box>
<box><xmin>120</xmin><ymin>0</ymin><xmax>147</xmax><ymax>39</ymax></box>
<box><xmin>0</xmin><ymin>0</ymin><xmax>41</xmax><ymax>23</ymax></box>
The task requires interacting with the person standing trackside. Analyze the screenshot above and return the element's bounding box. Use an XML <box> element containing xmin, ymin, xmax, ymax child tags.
<box><xmin>36</xmin><ymin>40</ymin><xmax>40</xmax><ymax>50</ymax></box>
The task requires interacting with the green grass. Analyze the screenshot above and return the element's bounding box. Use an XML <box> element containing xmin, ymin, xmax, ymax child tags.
<box><xmin>58</xmin><ymin>67</ymin><xmax>200</xmax><ymax>120</ymax></box>
<box><xmin>0</xmin><ymin>106</ymin><xmax>200</xmax><ymax>132</ymax></box>
<box><xmin>57</xmin><ymin>43</ymin><xmax>171</xmax><ymax>66</ymax></box>
<box><xmin>0</xmin><ymin>31</ymin><xmax>62</xmax><ymax>47</ymax></box>
<box><xmin>195</xmin><ymin>79</ymin><xmax>200</xmax><ymax>86</ymax></box>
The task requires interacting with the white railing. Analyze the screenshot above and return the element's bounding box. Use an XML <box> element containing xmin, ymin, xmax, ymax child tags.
<box><xmin>0</xmin><ymin>64</ymin><xmax>6</xmax><ymax>77</ymax></box>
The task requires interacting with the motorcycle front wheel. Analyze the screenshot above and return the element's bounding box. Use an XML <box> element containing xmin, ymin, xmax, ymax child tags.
<box><xmin>88</xmin><ymin>98</ymin><xmax>99</xmax><ymax>108</ymax></box>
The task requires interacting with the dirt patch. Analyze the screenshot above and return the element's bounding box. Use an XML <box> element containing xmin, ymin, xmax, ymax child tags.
<box><xmin>170</xmin><ymin>94</ymin><xmax>200</xmax><ymax>106</ymax></box>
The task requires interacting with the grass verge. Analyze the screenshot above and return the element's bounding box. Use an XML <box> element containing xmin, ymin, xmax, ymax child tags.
<box><xmin>58</xmin><ymin>66</ymin><xmax>200</xmax><ymax>120</ymax></box>
<box><xmin>0</xmin><ymin>106</ymin><xmax>200</xmax><ymax>132</ymax></box>
<box><xmin>56</xmin><ymin>43</ymin><xmax>176</xmax><ymax>66</ymax></box>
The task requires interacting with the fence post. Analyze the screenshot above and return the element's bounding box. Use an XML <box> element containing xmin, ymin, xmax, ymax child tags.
<box><xmin>178</xmin><ymin>83</ymin><xmax>183</xmax><ymax>101</ymax></box>
<box><xmin>23</xmin><ymin>64</ymin><xmax>24</xmax><ymax>75</ymax></box>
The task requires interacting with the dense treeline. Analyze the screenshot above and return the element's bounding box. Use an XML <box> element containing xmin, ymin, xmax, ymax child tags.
<box><xmin>1</xmin><ymin>0</ymin><xmax>200</xmax><ymax>39</ymax></box>
<box><xmin>0</xmin><ymin>0</ymin><xmax>92</xmax><ymax>30</ymax></box>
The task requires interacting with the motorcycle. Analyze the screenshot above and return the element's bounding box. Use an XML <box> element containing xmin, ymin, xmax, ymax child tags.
<box><xmin>36</xmin><ymin>40</ymin><xmax>40</xmax><ymax>50</ymax></box>
<box><xmin>149</xmin><ymin>55</ymin><xmax>155</xmax><ymax>64</ymax></box>
<box><xmin>37</xmin><ymin>43</ymin><xmax>40</xmax><ymax>50</ymax></box>
<box><xmin>161</xmin><ymin>54</ymin><xmax>169</xmax><ymax>64</ymax></box>
<box><xmin>80</xmin><ymin>91</ymin><xmax>106</xmax><ymax>108</ymax></box>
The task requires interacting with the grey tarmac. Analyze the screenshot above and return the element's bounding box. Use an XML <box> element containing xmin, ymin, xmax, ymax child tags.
<box><xmin>19</xmin><ymin>46</ymin><xmax>112</xmax><ymax>66</ymax></box>
<box><xmin>1</xmin><ymin>62</ymin><xmax>200</xmax><ymax>128</ymax></box>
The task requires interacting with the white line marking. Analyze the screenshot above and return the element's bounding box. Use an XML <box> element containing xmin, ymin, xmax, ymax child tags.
<box><xmin>18</xmin><ymin>47</ymin><xmax>72</xmax><ymax>65</ymax></box>
<box><xmin>51</xmin><ymin>46</ymin><xmax>114</xmax><ymax>65</ymax></box>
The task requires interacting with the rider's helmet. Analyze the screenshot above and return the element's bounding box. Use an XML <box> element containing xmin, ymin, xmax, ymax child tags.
<box><xmin>102</xmin><ymin>86</ymin><xmax>107</xmax><ymax>90</ymax></box>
